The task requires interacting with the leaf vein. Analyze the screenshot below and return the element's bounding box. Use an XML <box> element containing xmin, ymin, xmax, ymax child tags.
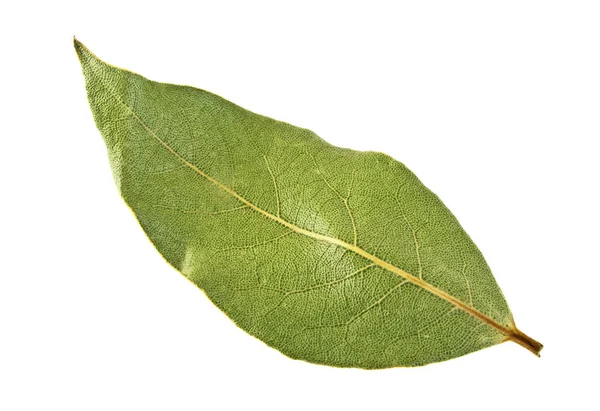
<box><xmin>94</xmin><ymin>71</ymin><xmax>516</xmax><ymax>340</ymax></box>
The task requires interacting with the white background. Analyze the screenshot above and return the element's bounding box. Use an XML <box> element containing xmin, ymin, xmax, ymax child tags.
<box><xmin>1</xmin><ymin>1</ymin><xmax>599</xmax><ymax>410</ymax></box>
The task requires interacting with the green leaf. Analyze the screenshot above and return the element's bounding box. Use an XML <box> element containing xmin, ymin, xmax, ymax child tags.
<box><xmin>75</xmin><ymin>39</ymin><xmax>542</xmax><ymax>368</ymax></box>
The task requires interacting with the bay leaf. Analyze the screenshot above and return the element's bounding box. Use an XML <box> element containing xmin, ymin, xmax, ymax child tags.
<box><xmin>75</xmin><ymin>39</ymin><xmax>542</xmax><ymax>368</ymax></box>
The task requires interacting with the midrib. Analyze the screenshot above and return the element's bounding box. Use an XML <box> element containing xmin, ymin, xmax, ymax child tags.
<box><xmin>86</xmin><ymin>51</ymin><xmax>518</xmax><ymax>342</ymax></box>
<box><xmin>121</xmin><ymin>98</ymin><xmax>515</xmax><ymax>340</ymax></box>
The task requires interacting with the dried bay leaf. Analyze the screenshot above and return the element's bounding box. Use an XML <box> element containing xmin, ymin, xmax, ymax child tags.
<box><xmin>75</xmin><ymin>39</ymin><xmax>542</xmax><ymax>368</ymax></box>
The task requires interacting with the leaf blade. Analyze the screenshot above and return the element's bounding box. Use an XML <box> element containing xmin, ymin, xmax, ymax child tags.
<box><xmin>75</xmin><ymin>39</ymin><xmax>541</xmax><ymax>368</ymax></box>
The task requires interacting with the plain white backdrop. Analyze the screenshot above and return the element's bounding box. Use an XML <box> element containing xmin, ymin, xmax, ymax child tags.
<box><xmin>1</xmin><ymin>1</ymin><xmax>599</xmax><ymax>410</ymax></box>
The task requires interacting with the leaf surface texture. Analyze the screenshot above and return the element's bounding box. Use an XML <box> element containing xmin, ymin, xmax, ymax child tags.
<box><xmin>75</xmin><ymin>40</ymin><xmax>541</xmax><ymax>368</ymax></box>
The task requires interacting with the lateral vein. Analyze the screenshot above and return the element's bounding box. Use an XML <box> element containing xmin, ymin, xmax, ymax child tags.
<box><xmin>263</xmin><ymin>154</ymin><xmax>281</xmax><ymax>218</ymax></box>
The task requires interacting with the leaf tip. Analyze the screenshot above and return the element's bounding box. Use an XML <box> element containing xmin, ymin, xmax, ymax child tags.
<box><xmin>73</xmin><ymin>38</ymin><xmax>104</xmax><ymax>71</ymax></box>
<box><xmin>73</xmin><ymin>37</ymin><xmax>89</xmax><ymax>62</ymax></box>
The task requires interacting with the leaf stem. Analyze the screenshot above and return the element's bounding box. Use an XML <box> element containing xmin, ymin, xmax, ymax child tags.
<box><xmin>508</xmin><ymin>328</ymin><xmax>543</xmax><ymax>356</ymax></box>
